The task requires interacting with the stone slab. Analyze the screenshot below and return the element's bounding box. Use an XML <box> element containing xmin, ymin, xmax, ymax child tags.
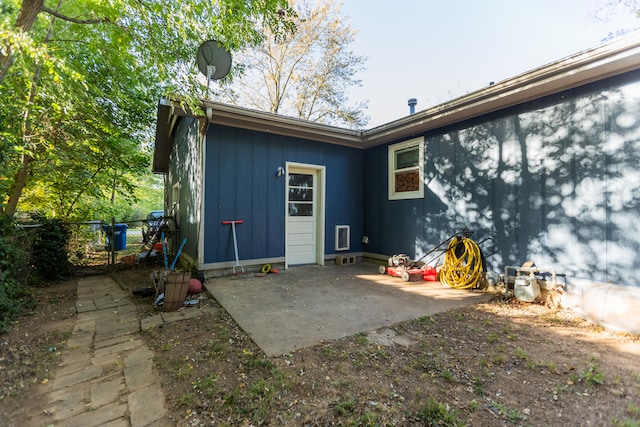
<box><xmin>141</xmin><ymin>316</ymin><xmax>164</xmax><ymax>331</ymax></box>
<box><xmin>57</xmin><ymin>402</ymin><xmax>127</xmax><ymax>427</ymax></box>
<box><xmin>94</xmin><ymin>338</ymin><xmax>142</xmax><ymax>358</ymax></box>
<box><xmin>53</xmin><ymin>365</ymin><xmax>103</xmax><ymax>390</ymax></box>
<box><xmin>128</xmin><ymin>385</ymin><xmax>167</xmax><ymax>427</ymax></box>
<box><xmin>90</xmin><ymin>377</ymin><xmax>125</xmax><ymax>407</ymax></box>
<box><xmin>76</xmin><ymin>301</ymin><xmax>97</xmax><ymax>312</ymax></box>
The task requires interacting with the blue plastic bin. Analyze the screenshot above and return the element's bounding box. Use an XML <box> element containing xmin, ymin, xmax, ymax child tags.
<box><xmin>102</xmin><ymin>223</ymin><xmax>128</xmax><ymax>251</ymax></box>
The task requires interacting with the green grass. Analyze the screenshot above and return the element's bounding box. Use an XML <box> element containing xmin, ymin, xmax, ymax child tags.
<box><xmin>486</xmin><ymin>331</ymin><xmax>499</xmax><ymax>343</ymax></box>
<box><xmin>472</xmin><ymin>377</ymin><xmax>485</xmax><ymax>395</ymax></box>
<box><xmin>244</xmin><ymin>355</ymin><xmax>274</xmax><ymax>370</ymax></box>
<box><xmin>514</xmin><ymin>347</ymin><xmax>528</xmax><ymax>359</ymax></box>
<box><xmin>173</xmin><ymin>366</ymin><xmax>192</xmax><ymax>380</ymax></box>
<box><xmin>612</xmin><ymin>419</ymin><xmax>640</xmax><ymax>427</ymax></box>
<box><xmin>206</xmin><ymin>340</ymin><xmax>225</xmax><ymax>360</ymax></box>
<box><xmin>491</xmin><ymin>354</ymin><xmax>505</xmax><ymax>365</ymax></box>
<box><xmin>514</xmin><ymin>347</ymin><xmax>537</xmax><ymax>370</ymax></box>
<box><xmin>545</xmin><ymin>361</ymin><xmax>558</xmax><ymax>374</ymax></box>
<box><xmin>351</xmin><ymin>411</ymin><xmax>379</xmax><ymax>426</ymax></box>
<box><xmin>416</xmin><ymin>398</ymin><xmax>466</xmax><ymax>427</ymax></box>
<box><xmin>321</xmin><ymin>346</ymin><xmax>337</xmax><ymax>358</ymax></box>
<box><xmin>334</xmin><ymin>395</ymin><xmax>357</xmax><ymax>416</ymax></box>
<box><xmin>356</xmin><ymin>333</ymin><xmax>368</xmax><ymax>345</ymax></box>
<box><xmin>193</xmin><ymin>373</ymin><xmax>218</xmax><ymax>398</ymax></box>
<box><xmin>552</xmin><ymin>383</ymin><xmax>570</xmax><ymax>396</ymax></box>
<box><xmin>176</xmin><ymin>393</ymin><xmax>195</xmax><ymax>407</ymax></box>
<box><xmin>418</xmin><ymin>315</ymin><xmax>435</xmax><ymax>325</ymax></box>
<box><xmin>332</xmin><ymin>378</ymin><xmax>353</xmax><ymax>388</ymax></box>
<box><xmin>242</xmin><ymin>370</ymin><xmax>290</xmax><ymax>424</ymax></box>
<box><xmin>493</xmin><ymin>401</ymin><xmax>526</xmax><ymax>422</ymax></box>
<box><xmin>440</xmin><ymin>369</ymin><xmax>455</xmax><ymax>382</ymax></box>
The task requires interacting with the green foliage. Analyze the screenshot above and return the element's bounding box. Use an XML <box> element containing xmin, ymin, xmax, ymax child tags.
<box><xmin>1</xmin><ymin>0</ymin><xmax>294</xmax><ymax>220</ymax></box>
<box><xmin>579</xmin><ymin>364</ymin><xmax>604</xmax><ymax>387</ymax></box>
<box><xmin>0</xmin><ymin>217</ymin><xmax>33</xmax><ymax>333</ymax></box>
<box><xmin>29</xmin><ymin>217</ymin><xmax>72</xmax><ymax>284</ymax></box>
<box><xmin>0</xmin><ymin>270</ymin><xmax>31</xmax><ymax>333</ymax></box>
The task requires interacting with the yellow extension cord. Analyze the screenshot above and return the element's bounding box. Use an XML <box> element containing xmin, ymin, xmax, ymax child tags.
<box><xmin>440</xmin><ymin>237</ymin><xmax>483</xmax><ymax>289</ymax></box>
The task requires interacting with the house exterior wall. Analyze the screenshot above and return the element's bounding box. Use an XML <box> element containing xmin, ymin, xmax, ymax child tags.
<box><xmin>202</xmin><ymin>125</ymin><xmax>364</xmax><ymax>268</ymax></box>
<box><xmin>364</xmin><ymin>70</ymin><xmax>640</xmax><ymax>288</ymax></box>
<box><xmin>167</xmin><ymin>117</ymin><xmax>201</xmax><ymax>265</ymax></box>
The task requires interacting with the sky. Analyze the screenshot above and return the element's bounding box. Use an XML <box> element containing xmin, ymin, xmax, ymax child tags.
<box><xmin>339</xmin><ymin>0</ymin><xmax>640</xmax><ymax>127</ymax></box>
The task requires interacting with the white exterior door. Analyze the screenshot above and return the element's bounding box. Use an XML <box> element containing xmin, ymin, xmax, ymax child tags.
<box><xmin>286</xmin><ymin>164</ymin><xmax>325</xmax><ymax>266</ymax></box>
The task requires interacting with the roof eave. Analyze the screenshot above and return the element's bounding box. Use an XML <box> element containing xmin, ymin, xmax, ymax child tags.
<box><xmin>202</xmin><ymin>101</ymin><xmax>363</xmax><ymax>147</ymax></box>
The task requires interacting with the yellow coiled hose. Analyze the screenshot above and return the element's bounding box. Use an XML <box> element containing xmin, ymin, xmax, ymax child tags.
<box><xmin>440</xmin><ymin>237</ymin><xmax>483</xmax><ymax>289</ymax></box>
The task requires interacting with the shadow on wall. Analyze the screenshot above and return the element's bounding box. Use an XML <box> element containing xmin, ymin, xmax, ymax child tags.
<box><xmin>417</xmin><ymin>82</ymin><xmax>640</xmax><ymax>289</ymax></box>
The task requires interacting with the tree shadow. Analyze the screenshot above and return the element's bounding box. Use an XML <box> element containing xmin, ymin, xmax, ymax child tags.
<box><xmin>417</xmin><ymin>74</ymin><xmax>640</xmax><ymax>285</ymax></box>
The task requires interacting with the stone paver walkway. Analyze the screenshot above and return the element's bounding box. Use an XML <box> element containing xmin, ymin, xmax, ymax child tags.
<box><xmin>41</xmin><ymin>275</ymin><xmax>212</xmax><ymax>427</ymax></box>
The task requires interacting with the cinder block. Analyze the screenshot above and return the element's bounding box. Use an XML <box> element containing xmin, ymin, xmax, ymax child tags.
<box><xmin>336</xmin><ymin>255</ymin><xmax>356</xmax><ymax>266</ymax></box>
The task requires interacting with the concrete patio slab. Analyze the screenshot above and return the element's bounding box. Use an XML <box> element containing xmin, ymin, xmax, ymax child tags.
<box><xmin>207</xmin><ymin>262</ymin><xmax>493</xmax><ymax>356</ymax></box>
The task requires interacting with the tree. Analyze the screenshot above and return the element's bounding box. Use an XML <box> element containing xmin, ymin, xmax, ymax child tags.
<box><xmin>593</xmin><ymin>0</ymin><xmax>640</xmax><ymax>39</ymax></box>
<box><xmin>0</xmin><ymin>0</ymin><xmax>295</xmax><ymax>220</ymax></box>
<box><xmin>217</xmin><ymin>0</ymin><xmax>368</xmax><ymax>129</ymax></box>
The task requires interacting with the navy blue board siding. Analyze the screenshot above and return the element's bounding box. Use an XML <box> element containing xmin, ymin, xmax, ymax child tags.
<box><xmin>364</xmin><ymin>70</ymin><xmax>640</xmax><ymax>286</ymax></box>
<box><xmin>204</xmin><ymin>125</ymin><xmax>364</xmax><ymax>265</ymax></box>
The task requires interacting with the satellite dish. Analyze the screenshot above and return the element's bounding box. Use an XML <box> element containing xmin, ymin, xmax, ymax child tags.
<box><xmin>196</xmin><ymin>40</ymin><xmax>232</xmax><ymax>81</ymax></box>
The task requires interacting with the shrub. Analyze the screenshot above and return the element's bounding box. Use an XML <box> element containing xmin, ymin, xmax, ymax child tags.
<box><xmin>0</xmin><ymin>216</ymin><xmax>32</xmax><ymax>333</ymax></box>
<box><xmin>29</xmin><ymin>217</ymin><xmax>72</xmax><ymax>284</ymax></box>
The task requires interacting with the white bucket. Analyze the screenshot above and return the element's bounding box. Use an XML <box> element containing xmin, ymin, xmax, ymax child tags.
<box><xmin>514</xmin><ymin>275</ymin><xmax>540</xmax><ymax>302</ymax></box>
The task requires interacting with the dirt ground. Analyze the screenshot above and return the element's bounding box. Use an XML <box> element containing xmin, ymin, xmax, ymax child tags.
<box><xmin>1</xmin><ymin>264</ymin><xmax>640</xmax><ymax>427</ymax></box>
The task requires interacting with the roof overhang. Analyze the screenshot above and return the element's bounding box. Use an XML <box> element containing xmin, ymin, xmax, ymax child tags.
<box><xmin>202</xmin><ymin>101</ymin><xmax>363</xmax><ymax>147</ymax></box>
<box><xmin>153</xmin><ymin>31</ymin><xmax>640</xmax><ymax>173</ymax></box>
<box><xmin>153</xmin><ymin>99</ymin><xmax>180</xmax><ymax>173</ymax></box>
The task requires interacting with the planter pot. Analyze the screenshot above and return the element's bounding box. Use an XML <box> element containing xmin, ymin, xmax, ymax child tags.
<box><xmin>162</xmin><ymin>271</ymin><xmax>190</xmax><ymax>311</ymax></box>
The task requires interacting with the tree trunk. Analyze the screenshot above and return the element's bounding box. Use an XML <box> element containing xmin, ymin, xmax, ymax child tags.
<box><xmin>0</xmin><ymin>0</ymin><xmax>44</xmax><ymax>82</ymax></box>
<box><xmin>3</xmin><ymin>154</ymin><xmax>34</xmax><ymax>218</ymax></box>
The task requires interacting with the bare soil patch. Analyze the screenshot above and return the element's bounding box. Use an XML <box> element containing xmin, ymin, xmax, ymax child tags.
<box><xmin>0</xmin><ymin>279</ymin><xmax>77</xmax><ymax>425</ymax></box>
<box><xmin>1</xmin><ymin>264</ymin><xmax>639</xmax><ymax>427</ymax></box>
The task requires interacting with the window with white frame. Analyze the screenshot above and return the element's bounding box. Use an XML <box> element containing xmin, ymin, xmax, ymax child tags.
<box><xmin>388</xmin><ymin>137</ymin><xmax>424</xmax><ymax>200</ymax></box>
<box><xmin>172</xmin><ymin>183</ymin><xmax>180</xmax><ymax>214</ymax></box>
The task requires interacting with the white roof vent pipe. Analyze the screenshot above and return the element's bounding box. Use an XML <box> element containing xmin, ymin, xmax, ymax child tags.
<box><xmin>408</xmin><ymin>98</ymin><xmax>417</xmax><ymax>115</ymax></box>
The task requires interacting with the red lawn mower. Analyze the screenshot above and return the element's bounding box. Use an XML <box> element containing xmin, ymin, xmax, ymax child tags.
<box><xmin>378</xmin><ymin>229</ymin><xmax>494</xmax><ymax>287</ymax></box>
<box><xmin>378</xmin><ymin>254</ymin><xmax>437</xmax><ymax>282</ymax></box>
